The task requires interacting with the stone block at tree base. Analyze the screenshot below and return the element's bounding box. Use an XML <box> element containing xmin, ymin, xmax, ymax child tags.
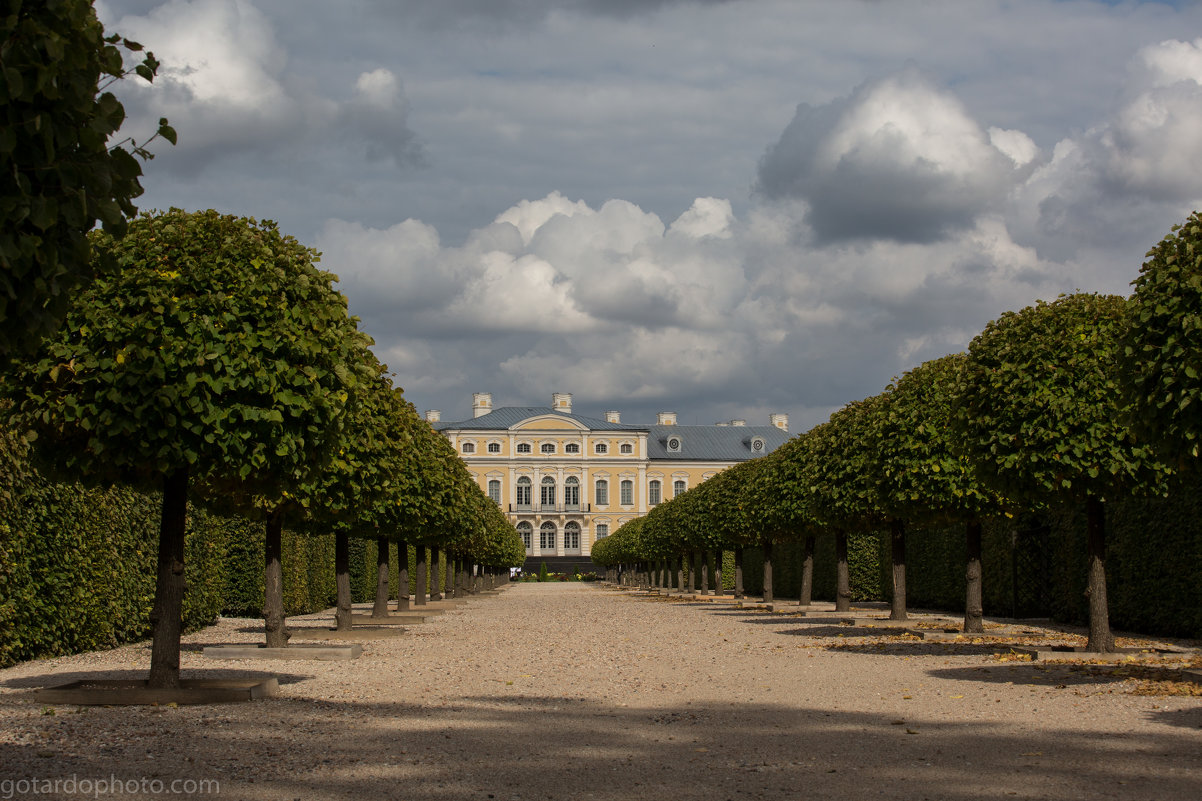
<box><xmin>203</xmin><ymin>644</ymin><xmax>362</xmax><ymax>660</ymax></box>
<box><xmin>34</xmin><ymin>678</ymin><xmax>279</xmax><ymax>706</ymax></box>
<box><xmin>351</xmin><ymin>614</ymin><xmax>427</xmax><ymax>625</ymax></box>
<box><xmin>289</xmin><ymin>627</ymin><xmax>408</xmax><ymax>640</ymax></box>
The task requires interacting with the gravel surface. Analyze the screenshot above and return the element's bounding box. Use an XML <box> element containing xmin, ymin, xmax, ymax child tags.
<box><xmin>1</xmin><ymin>583</ymin><xmax>1200</xmax><ymax>800</ymax></box>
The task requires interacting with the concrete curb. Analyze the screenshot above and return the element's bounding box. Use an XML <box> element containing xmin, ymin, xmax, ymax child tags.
<box><xmin>203</xmin><ymin>644</ymin><xmax>362</xmax><ymax>661</ymax></box>
<box><xmin>34</xmin><ymin>678</ymin><xmax>279</xmax><ymax>706</ymax></box>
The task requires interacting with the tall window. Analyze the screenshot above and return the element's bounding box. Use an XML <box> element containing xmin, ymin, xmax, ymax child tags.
<box><xmin>488</xmin><ymin>480</ymin><xmax>501</xmax><ymax>505</ymax></box>
<box><xmin>673</xmin><ymin>479</ymin><xmax>686</xmax><ymax>498</ymax></box>
<box><xmin>595</xmin><ymin>443</ymin><xmax>608</xmax><ymax>454</ymax></box>
<box><xmin>540</xmin><ymin>522</ymin><xmax>556</xmax><ymax>550</ymax></box>
<box><xmin>541</xmin><ymin>476</ymin><xmax>556</xmax><ymax>506</ymax></box>
<box><xmin>516</xmin><ymin>476</ymin><xmax>532</xmax><ymax>507</ymax></box>
<box><xmin>648</xmin><ymin>480</ymin><xmax>661</xmax><ymax>506</ymax></box>
<box><xmin>564</xmin><ymin>476</ymin><xmax>580</xmax><ymax>508</ymax></box>
<box><xmin>564</xmin><ymin>522</ymin><xmax>580</xmax><ymax>550</ymax></box>
<box><xmin>620</xmin><ymin>443</ymin><xmax>633</xmax><ymax>454</ymax></box>
<box><xmin>517</xmin><ymin>522</ymin><xmax>532</xmax><ymax>550</ymax></box>
<box><xmin>595</xmin><ymin>523</ymin><xmax>609</xmax><ymax>539</ymax></box>
<box><xmin>488</xmin><ymin>442</ymin><xmax>501</xmax><ymax>454</ymax></box>
<box><xmin>620</xmin><ymin>479</ymin><xmax>633</xmax><ymax>505</ymax></box>
<box><xmin>595</xmin><ymin>479</ymin><xmax>609</xmax><ymax>506</ymax></box>
<box><xmin>517</xmin><ymin>442</ymin><xmax>532</xmax><ymax>454</ymax></box>
<box><xmin>541</xmin><ymin>442</ymin><xmax>556</xmax><ymax>455</ymax></box>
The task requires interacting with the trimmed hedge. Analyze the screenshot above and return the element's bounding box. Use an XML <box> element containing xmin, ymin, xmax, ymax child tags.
<box><xmin>0</xmin><ymin>434</ymin><xmax>377</xmax><ymax>668</ymax></box>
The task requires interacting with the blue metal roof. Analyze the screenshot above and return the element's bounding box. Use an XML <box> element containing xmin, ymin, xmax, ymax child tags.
<box><xmin>646</xmin><ymin>425</ymin><xmax>790</xmax><ymax>461</ymax></box>
<box><xmin>434</xmin><ymin>408</ymin><xmax>789</xmax><ymax>461</ymax></box>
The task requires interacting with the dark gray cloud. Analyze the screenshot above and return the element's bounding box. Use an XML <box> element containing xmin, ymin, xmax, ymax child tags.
<box><xmin>756</xmin><ymin>70</ymin><xmax>1020</xmax><ymax>245</ymax></box>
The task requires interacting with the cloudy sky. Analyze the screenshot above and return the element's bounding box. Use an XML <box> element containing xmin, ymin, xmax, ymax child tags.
<box><xmin>97</xmin><ymin>0</ymin><xmax>1202</xmax><ymax>432</ymax></box>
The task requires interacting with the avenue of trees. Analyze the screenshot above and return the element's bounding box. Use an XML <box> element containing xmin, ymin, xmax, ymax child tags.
<box><xmin>2</xmin><ymin>209</ymin><xmax>524</xmax><ymax>687</ymax></box>
<box><xmin>595</xmin><ymin>211</ymin><xmax>1202</xmax><ymax>652</ymax></box>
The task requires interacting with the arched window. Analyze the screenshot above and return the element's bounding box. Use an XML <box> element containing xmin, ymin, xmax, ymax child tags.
<box><xmin>487</xmin><ymin>442</ymin><xmax>501</xmax><ymax>454</ymax></box>
<box><xmin>620</xmin><ymin>479</ymin><xmax>633</xmax><ymax>505</ymax></box>
<box><xmin>648</xmin><ymin>480</ymin><xmax>661</xmax><ymax>506</ymax></box>
<box><xmin>540</xmin><ymin>522</ymin><xmax>556</xmax><ymax>550</ymax></box>
<box><xmin>564</xmin><ymin>476</ymin><xmax>580</xmax><ymax>509</ymax></box>
<box><xmin>673</xmin><ymin>479</ymin><xmax>686</xmax><ymax>498</ymax></box>
<box><xmin>540</xmin><ymin>476</ymin><xmax>556</xmax><ymax>506</ymax></box>
<box><xmin>564</xmin><ymin>522</ymin><xmax>581</xmax><ymax>550</ymax></box>
<box><xmin>517</xmin><ymin>521</ymin><xmax>532</xmax><ymax>550</ymax></box>
<box><xmin>540</xmin><ymin>442</ymin><xmax>556</xmax><ymax>455</ymax></box>
<box><xmin>565</xmin><ymin>443</ymin><xmax>580</xmax><ymax>454</ymax></box>
<box><xmin>595</xmin><ymin>442</ymin><xmax>608</xmax><ymax>454</ymax></box>
<box><xmin>595</xmin><ymin>479</ymin><xmax>609</xmax><ymax>506</ymax></box>
<box><xmin>462</xmin><ymin>442</ymin><xmax>475</xmax><ymax>454</ymax></box>
<box><xmin>516</xmin><ymin>476</ymin><xmax>532</xmax><ymax>508</ymax></box>
<box><xmin>488</xmin><ymin>479</ymin><xmax>501</xmax><ymax>505</ymax></box>
<box><xmin>517</xmin><ymin>442</ymin><xmax>532</xmax><ymax>454</ymax></box>
<box><xmin>620</xmin><ymin>443</ymin><xmax>633</xmax><ymax>455</ymax></box>
<box><xmin>595</xmin><ymin>523</ymin><xmax>609</xmax><ymax>539</ymax></box>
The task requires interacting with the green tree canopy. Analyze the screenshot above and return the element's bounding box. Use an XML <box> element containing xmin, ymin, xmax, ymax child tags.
<box><xmin>1</xmin><ymin>0</ymin><xmax>174</xmax><ymax>357</ymax></box>
<box><xmin>4</xmin><ymin>208</ymin><xmax>364</xmax><ymax>684</ymax></box>
<box><xmin>954</xmin><ymin>293</ymin><xmax>1169</xmax><ymax>650</ymax></box>
<box><xmin>1122</xmin><ymin>210</ymin><xmax>1202</xmax><ymax>466</ymax></box>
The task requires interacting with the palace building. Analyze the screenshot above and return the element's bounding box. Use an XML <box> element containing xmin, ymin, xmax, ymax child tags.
<box><xmin>427</xmin><ymin>393</ymin><xmax>790</xmax><ymax>572</ymax></box>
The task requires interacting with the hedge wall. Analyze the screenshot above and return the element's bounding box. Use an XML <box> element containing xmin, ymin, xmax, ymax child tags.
<box><xmin>688</xmin><ymin>470</ymin><xmax>1202</xmax><ymax>640</ymax></box>
<box><xmin>0</xmin><ymin>433</ymin><xmax>377</xmax><ymax>668</ymax></box>
<box><xmin>873</xmin><ymin>470</ymin><xmax>1202</xmax><ymax>638</ymax></box>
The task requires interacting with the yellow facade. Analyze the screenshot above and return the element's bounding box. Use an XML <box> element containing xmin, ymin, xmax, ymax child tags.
<box><xmin>430</xmin><ymin>393</ymin><xmax>789</xmax><ymax>561</ymax></box>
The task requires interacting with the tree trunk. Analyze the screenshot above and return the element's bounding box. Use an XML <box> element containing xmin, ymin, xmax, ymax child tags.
<box><xmin>674</xmin><ymin>556</ymin><xmax>683</xmax><ymax>591</ymax></box>
<box><xmin>762</xmin><ymin>540</ymin><xmax>774</xmax><ymax>603</ymax></box>
<box><xmin>713</xmin><ymin>549</ymin><xmax>723</xmax><ymax>596</ymax></box>
<box><xmin>415</xmin><ymin>546</ymin><xmax>428</xmax><ymax>605</ymax></box>
<box><xmin>446</xmin><ymin>557</ymin><xmax>457</xmax><ymax>599</ymax></box>
<box><xmin>431</xmin><ymin>546</ymin><xmax>443</xmax><ymax>601</ymax></box>
<box><xmin>835</xmin><ymin>530</ymin><xmax>851</xmax><ymax>612</ymax></box>
<box><xmin>335</xmin><ymin>530</ymin><xmax>352</xmax><ymax>631</ymax></box>
<box><xmin>799</xmin><ymin>535</ymin><xmax>815</xmax><ymax>606</ymax></box>
<box><xmin>964</xmin><ymin>518</ymin><xmax>984</xmax><ymax>634</ymax></box>
<box><xmin>372</xmin><ymin>536</ymin><xmax>391</xmax><ymax>618</ymax></box>
<box><xmin>734</xmin><ymin>546</ymin><xmax>744</xmax><ymax>599</ymax></box>
<box><xmin>1085</xmin><ymin>495</ymin><xmax>1115</xmax><ymax>653</ymax></box>
<box><xmin>890</xmin><ymin>519</ymin><xmax>907</xmax><ymax>621</ymax></box>
<box><xmin>264</xmin><ymin>507</ymin><xmax>289</xmax><ymax>648</ymax></box>
<box><xmin>147</xmin><ymin>467</ymin><xmax>189</xmax><ymax>689</ymax></box>
<box><xmin>687</xmin><ymin>551</ymin><xmax>697</xmax><ymax>592</ymax></box>
<box><xmin>396</xmin><ymin>540</ymin><xmax>410</xmax><ymax>611</ymax></box>
<box><xmin>700</xmin><ymin>552</ymin><xmax>710</xmax><ymax>594</ymax></box>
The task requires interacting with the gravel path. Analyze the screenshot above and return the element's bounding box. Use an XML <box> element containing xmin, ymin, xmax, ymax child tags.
<box><xmin>1</xmin><ymin>583</ymin><xmax>1200</xmax><ymax>800</ymax></box>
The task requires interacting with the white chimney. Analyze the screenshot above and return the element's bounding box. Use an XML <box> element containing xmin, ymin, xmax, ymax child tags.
<box><xmin>552</xmin><ymin>392</ymin><xmax>573</xmax><ymax>413</ymax></box>
<box><xmin>605</xmin><ymin>410</ymin><xmax>621</xmax><ymax>423</ymax></box>
<box><xmin>770</xmin><ymin>413</ymin><xmax>789</xmax><ymax>432</ymax></box>
<box><xmin>730</xmin><ymin>419</ymin><xmax>746</xmax><ymax>427</ymax></box>
<box><xmin>425</xmin><ymin>409</ymin><xmax>441</xmax><ymax>423</ymax></box>
<box><xmin>472</xmin><ymin>392</ymin><xmax>492</xmax><ymax>418</ymax></box>
<box><xmin>657</xmin><ymin>412</ymin><xmax>677</xmax><ymax>426</ymax></box>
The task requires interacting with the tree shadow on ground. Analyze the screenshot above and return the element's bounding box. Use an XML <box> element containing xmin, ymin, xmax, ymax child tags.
<box><xmin>0</xmin><ymin>668</ymin><xmax>312</xmax><ymax>689</ymax></box>
<box><xmin>3</xmin><ymin>692</ymin><xmax>1199</xmax><ymax>800</ymax></box>
<box><xmin>931</xmin><ymin>662</ymin><xmax>1202</xmax><ymax>691</ymax></box>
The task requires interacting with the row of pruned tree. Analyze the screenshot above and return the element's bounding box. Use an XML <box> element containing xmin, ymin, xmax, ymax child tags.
<box><xmin>2</xmin><ymin>209</ymin><xmax>525</xmax><ymax>688</ymax></box>
<box><xmin>594</xmin><ymin>212</ymin><xmax>1202</xmax><ymax>653</ymax></box>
